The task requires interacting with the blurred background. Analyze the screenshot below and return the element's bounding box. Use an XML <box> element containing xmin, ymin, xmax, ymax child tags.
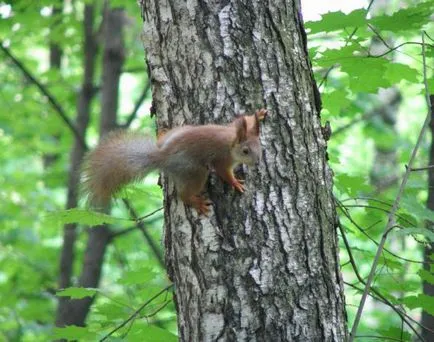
<box><xmin>0</xmin><ymin>0</ymin><xmax>433</xmax><ymax>341</ymax></box>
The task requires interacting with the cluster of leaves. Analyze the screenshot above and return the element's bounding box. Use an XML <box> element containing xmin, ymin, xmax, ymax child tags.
<box><xmin>306</xmin><ymin>0</ymin><xmax>434</xmax><ymax>340</ymax></box>
<box><xmin>0</xmin><ymin>0</ymin><xmax>175</xmax><ymax>341</ymax></box>
<box><xmin>1</xmin><ymin>0</ymin><xmax>434</xmax><ymax>341</ymax></box>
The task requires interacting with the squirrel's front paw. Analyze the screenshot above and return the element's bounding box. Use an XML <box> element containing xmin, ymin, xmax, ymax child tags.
<box><xmin>232</xmin><ymin>178</ymin><xmax>245</xmax><ymax>193</ymax></box>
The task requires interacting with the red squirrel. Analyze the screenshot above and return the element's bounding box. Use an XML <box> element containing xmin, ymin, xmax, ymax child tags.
<box><xmin>82</xmin><ymin>109</ymin><xmax>267</xmax><ymax>215</ymax></box>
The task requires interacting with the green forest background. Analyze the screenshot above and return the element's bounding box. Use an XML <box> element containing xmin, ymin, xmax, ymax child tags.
<box><xmin>1</xmin><ymin>0</ymin><xmax>434</xmax><ymax>341</ymax></box>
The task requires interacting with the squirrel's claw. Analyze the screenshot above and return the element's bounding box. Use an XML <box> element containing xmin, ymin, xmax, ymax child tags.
<box><xmin>232</xmin><ymin>178</ymin><xmax>245</xmax><ymax>193</ymax></box>
<box><xmin>191</xmin><ymin>195</ymin><xmax>212</xmax><ymax>216</ymax></box>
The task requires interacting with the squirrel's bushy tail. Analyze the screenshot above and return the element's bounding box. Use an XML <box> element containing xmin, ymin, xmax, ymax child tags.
<box><xmin>82</xmin><ymin>131</ymin><xmax>161</xmax><ymax>206</ymax></box>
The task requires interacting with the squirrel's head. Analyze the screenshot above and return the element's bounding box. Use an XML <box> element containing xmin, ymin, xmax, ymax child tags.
<box><xmin>231</xmin><ymin>113</ymin><xmax>262</xmax><ymax>166</ymax></box>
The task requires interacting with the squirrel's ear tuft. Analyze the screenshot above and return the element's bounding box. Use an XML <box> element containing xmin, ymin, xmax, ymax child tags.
<box><xmin>234</xmin><ymin>116</ymin><xmax>247</xmax><ymax>143</ymax></box>
<box><xmin>254</xmin><ymin>111</ymin><xmax>260</xmax><ymax>136</ymax></box>
<box><xmin>251</xmin><ymin>108</ymin><xmax>267</xmax><ymax>136</ymax></box>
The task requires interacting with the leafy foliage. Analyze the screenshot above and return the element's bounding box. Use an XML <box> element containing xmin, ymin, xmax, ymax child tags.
<box><xmin>1</xmin><ymin>0</ymin><xmax>433</xmax><ymax>341</ymax></box>
<box><xmin>307</xmin><ymin>0</ymin><xmax>434</xmax><ymax>339</ymax></box>
<box><xmin>0</xmin><ymin>1</ymin><xmax>171</xmax><ymax>341</ymax></box>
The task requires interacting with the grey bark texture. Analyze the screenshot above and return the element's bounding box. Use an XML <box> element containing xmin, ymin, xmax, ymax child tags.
<box><xmin>140</xmin><ymin>0</ymin><xmax>347</xmax><ymax>341</ymax></box>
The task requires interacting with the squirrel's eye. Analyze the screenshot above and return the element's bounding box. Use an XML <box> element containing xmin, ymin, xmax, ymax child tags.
<box><xmin>242</xmin><ymin>147</ymin><xmax>249</xmax><ymax>155</ymax></box>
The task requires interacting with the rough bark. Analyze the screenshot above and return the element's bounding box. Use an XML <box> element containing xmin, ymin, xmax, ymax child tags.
<box><xmin>422</xmin><ymin>94</ymin><xmax>434</xmax><ymax>341</ymax></box>
<box><xmin>55</xmin><ymin>3</ymin><xmax>98</xmax><ymax>327</ymax></box>
<box><xmin>140</xmin><ymin>0</ymin><xmax>347</xmax><ymax>341</ymax></box>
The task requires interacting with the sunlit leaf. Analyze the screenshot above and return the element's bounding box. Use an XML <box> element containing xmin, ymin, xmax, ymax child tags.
<box><xmin>335</xmin><ymin>174</ymin><xmax>372</xmax><ymax>196</ymax></box>
<box><xmin>56</xmin><ymin>287</ymin><xmax>98</xmax><ymax>299</ymax></box>
<box><xmin>369</xmin><ymin>2</ymin><xmax>434</xmax><ymax>32</ymax></box>
<box><xmin>306</xmin><ymin>9</ymin><xmax>367</xmax><ymax>34</ymax></box>
<box><xmin>117</xmin><ymin>267</ymin><xmax>158</xmax><ymax>285</ymax></box>
<box><xmin>45</xmin><ymin>208</ymin><xmax>122</xmax><ymax>226</ymax></box>
<box><xmin>52</xmin><ymin>325</ymin><xmax>97</xmax><ymax>340</ymax></box>
<box><xmin>402</xmin><ymin>294</ymin><xmax>434</xmax><ymax>315</ymax></box>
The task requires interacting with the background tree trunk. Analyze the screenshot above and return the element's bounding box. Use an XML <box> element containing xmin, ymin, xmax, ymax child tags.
<box><xmin>140</xmin><ymin>0</ymin><xmax>347</xmax><ymax>340</ymax></box>
<box><xmin>55</xmin><ymin>3</ymin><xmax>97</xmax><ymax>327</ymax></box>
<box><xmin>422</xmin><ymin>94</ymin><xmax>434</xmax><ymax>341</ymax></box>
<box><xmin>55</xmin><ymin>4</ymin><xmax>124</xmax><ymax>327</ymax></box>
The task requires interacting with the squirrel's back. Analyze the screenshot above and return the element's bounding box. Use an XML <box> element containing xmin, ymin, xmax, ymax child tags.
<box><xmin>82</xmin><ymin>131</ymin><xmax>160</xmax><ymax>206</ymax></box>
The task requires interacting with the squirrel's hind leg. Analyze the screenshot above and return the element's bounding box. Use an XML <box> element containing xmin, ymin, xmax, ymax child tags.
<box><xmin>173</xmin><ymin>168</ymin><xmax>211</xmax><ymax>216</ymax></box>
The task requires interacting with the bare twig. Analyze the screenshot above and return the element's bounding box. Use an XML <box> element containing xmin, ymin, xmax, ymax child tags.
<box><xmin>122</xmin><ymin>199</ymin><xmax>164</xmax><ymax>268</ymax></box>
<box><xmin>340</xmin><ymin>203</ymin><xmax>416</xmax><ymax>227</ymax></box>
<box><xmin>110</xmin><ymin>206</ymin><xmax>164</xmax><ymax>239</ymax></box>
<box><xmin>409</xmin><ymin>164</ymin><xmax>434</xmax><ymax>172</ymax></box>
<box><xmin>338</xmin><ymin>202</ymin><xmax>429</xmax><ymax>264</ymax></box>
<box><xmin>0</xmin><ymin>43</ymin><xmax>87</xmax><ymax>150</ymax></box>
<box><xmin>100</xmin><ymin>284</ymin><xmax>173</xmax><ymax>341</ymax></box>
<box><xmin>318</xmin><ymin>65</ymin><xmax>337</xmax><ymax>88</ymax></box>
<box><xmin>136</xmin><ymin>206</ymin><xmax>164</xmax><ymax>222</ymax></box>
<box><xmin>339</xmin><ymin>224</ymin><xmax>425</xmax><ymax>341</ymax></box>
<box><xmin>122</xmin><ymin>80</ymin><xmax>151</xmax><ymax>128</ymax></box>
<box><xmin>349</xmin><ymin>32</ymin><xmax>433</xmax><ymax>341</ymax></box>
<box><xmin>141</xmin><ymin>300</ymin><xmax>171</xmax><ymax>319</ymax></box>
<box><xmin>425</xmin><ymin>31</ymin><xmax>434</xmax><ymax>43</ymax></box>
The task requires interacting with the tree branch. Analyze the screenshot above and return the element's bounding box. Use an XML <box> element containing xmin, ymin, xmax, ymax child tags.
<box><xmin>110</xmin><ymin>206</ymin><xmax>164</xmax><ymax>239</ymax></box>
<box><xmin>122</xmin><ymin>80</ymin><xmax>151</xmax><ymax>128</ymax></box>
<box><xmin>349</xmin><ymin>32</ymin><xmax>433</xmax><ymax>341</ymax></box>
<box><xmin>337</xmin><ymin>200</ymin><xmax>432</xmax><ymax>264</ymax></box>
<box><xmin>0</xmin><ymin>43</ymin><xmax>87</xmax><ymax>150</ymax></box>
<box><xmin>55</xmin><ymin>2</ymin><xmax>98</xmax><ymax>327</ymax></box>
<box><xmin>100</xmin><ymin>284</ymin><xmax>173</xmax><ymax>341</ymax></box>
<box><xmin>339</xmin><ymin>223</ymin><xmax>426</xmax><ymax>341</ymax></box>
<box><xmin>122</xmin><ymin>199</ymin><xmax>165</xmax><ymax>269</ymax></box>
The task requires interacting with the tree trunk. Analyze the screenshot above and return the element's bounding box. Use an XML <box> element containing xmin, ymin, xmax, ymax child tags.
<box><xmin>140</xmin><ymin>0</ymin><xmax>347</xmax><ymax>341</ymax></box>
<box><xmin>56</xmin><ymin>4</ymin><xmax>124</xmax><ymax>327</ymax></box>
<box><xmin>55</xmin><ymin>3</ymin><xmax>97</xmax><ymax>327</ymax></box>
<box><xmin>422</xmin><ymin>94</ymin><xmax>434</xmax><ymax>341</ymax></box>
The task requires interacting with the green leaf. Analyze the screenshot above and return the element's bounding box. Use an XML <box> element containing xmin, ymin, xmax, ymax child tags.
<box><xmin>129</xmin><ymin>324</ymin><xmax>178</xmax><ymax>342</ymax></box>
<box><xmin>56</xmin><ymin>287</ymin><xmax>98</xmax><ymax>299</ymax></box>
<box><xmin>335</xmin><ymin>174</ymin><xmax>372</xmax><ymax>196</ymax></box>
<box><xmin>378</xmin><ymin>327</ymin><xmax>411</xmax><ymax>342</ymax></box>
<box><xmin>117</xmin><ymin>267</ymin><xmax>158</xmax><ymax>285</ymax></box>
<box><xmin>419</xmin><ymin>269</ymin><xmax>434</xmax><ymax>285</ymax></box>
<box><xmin>396</xmin><ymin>212</ymin><xmax>418</xmax><ymax>228</ymax></box>
<box><xmin>369</xmin><ymin>1</ymin><xmax>434</xmax><ymax>32</ymax></box>
<box><xmin>45</xmin><ymin>208</ymin><xmax>122</xmax><ymax>226</ymax></box>
<box><xmin>402</xmin><ymin>294</ymin><xmax>434</xmax><ymax>315</ymax></box>
<box><xmin>340</xmin><ymin>57</ymin><xmax>391</xmax><ymax>93</ymax></box>
<box><xmin>322</xmin><ymin>90</ymin><xmax>351</xmax><ymax>116</ymax></box>
<box><xmin>305</xmin><ymin>9</ymin><xmax>367</xmax><ymax>34</ymax></box>
<box><xmin>315</xmin><ymin>44</ymin><xmax>360</xmax><ymax>68</ymax></box>
<box><xmin>378</xmin><ymin>255</ymin><xmax>402</xmax><ymax>271</ymax></box>
<box><xmin>52</xmin><ymin>325</ymin><xmax>97</xmax><ymax>340</ymax></box>
<box><xmin>400</xmin><ymin>196</ymin><xmax>434</xmax><ymax>224</ymax></box>
<box><xmin>392</xmin><ymin>228</ymin><xmax>434</xmax><ymax>241</ymax></box>
<box><xmin>384</xmin><ymin>63</ymin><xmax>419</xmax><ymax>84</ymax></box>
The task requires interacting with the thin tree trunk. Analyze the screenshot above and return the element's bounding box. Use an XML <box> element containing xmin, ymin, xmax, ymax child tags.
<box><xmin>43</xmin><ymin>0</ymin><xmax>63</xmax><ymax>168</ymax></box>
<box><xmin>55</xmin><ymin>3</ymin><xmax>98</xmax><ymax>327</ymax></box>
<box><xmin>58</xmin><ymin>5</ymin><xmax>125</xmax><ymax>327</ymax></box>
<box><xmin>422</xmin><ymin>94</ymin><xmax>434</xmax><ymax>341</ymax></box>
<box><xmin>55</xmin><ymin>2</ymin><xmax>96</xmax><ymax>325</ymax></box>
<box><xmin>140</xmin><ymin>0</ymin><xmax>347</xmax><ymax>341</ymax></box>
